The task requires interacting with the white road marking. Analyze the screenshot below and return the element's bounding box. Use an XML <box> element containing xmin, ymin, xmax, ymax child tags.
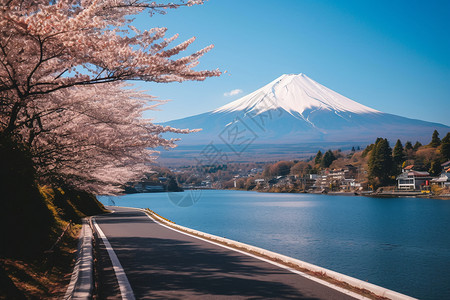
<box><xmin>93</xmin><ymin>218</ymin><xmax>135</xmax><ymax>300</ymax></box>
<box><xmin>145</xmin><ymin>212</ymin><xmax>370</xmax><ymax>300</ymax></box>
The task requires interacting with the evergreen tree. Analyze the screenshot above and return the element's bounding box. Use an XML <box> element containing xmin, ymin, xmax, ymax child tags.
<box><xmin>393</xmin><ymin>140</ymin><xmax>404</xmax><ymax>161</ymax></box>
<box><xmin>413</xmin><ymin>141</ymin><xmax>422</xmax><ymax>151</ymax></box>
<box><xmin>368</xmin><ymin>138</ymin><xmax>393</xmax><ymax>188</ymax></box>
<box><xmin>392</xmin><ymin>139</ymin><xmax>405</xmax><ymax>174</ymax></box>
<box><xmin>314</xmin><ymin>150</ymin><xmax>323</xmax><ymax>165</ymax></box>
<box><xmin>428</xmin><ymin>161</ymin><xmax>441</xmax><ymax>176</ymax></box>
<box><xmin>430</xmin><ymin>130</ymin><xmax>441</xmax><ymax>147</ymax></box>
<box><xmin>321</xmin><ymin>150</ymin><xmax>336</xmax><ymax>168</ymax></box>
<box><xmin>441</xmin><ymin>132</ymin><xmax>450</xmax><ymax>161</ymax></box>
<box><xmin>404</xmin><ymin>141</ymin><xmax>413</xmax><ymax>151</ymax></box>
<box><xmin>362</xmin><ymin>144</ymin><xmax>374</xmax><ymax>157</ymax></box>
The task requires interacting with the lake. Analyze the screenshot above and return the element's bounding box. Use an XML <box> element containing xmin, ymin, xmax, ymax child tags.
<box><xmin>98</xmin><ymin>190</ymin><xmax>450</xmax><ymax>300</ymax></box>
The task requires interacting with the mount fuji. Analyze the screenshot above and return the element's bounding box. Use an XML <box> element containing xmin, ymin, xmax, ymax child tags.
<box><xmin>161</xmin><ymin>73</ymin><xmax>449</xmax><ymax>162</ymax></box>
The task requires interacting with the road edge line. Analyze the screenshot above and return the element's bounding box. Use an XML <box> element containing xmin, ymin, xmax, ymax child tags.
<box><xmin>92</xmin><ymin>218</ymin><xmax>135</xmax><ymax>300</ymax></box>
<box><xmin>143</xmin><ymin>208</ymin><xmax>417</xmax><ymax>300</ymax></box>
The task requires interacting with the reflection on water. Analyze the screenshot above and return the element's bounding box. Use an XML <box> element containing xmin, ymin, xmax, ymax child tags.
<box><xmin>99</xmin><ymin>190</ymin><xmax>450</xmax><ymax>300</ymax></box>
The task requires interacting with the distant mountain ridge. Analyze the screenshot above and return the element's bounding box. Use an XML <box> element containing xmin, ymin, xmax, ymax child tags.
<box><xmin>161</xmin><ymin>73</ymin><xmax>449</xmax><ymax>163</ymax></box>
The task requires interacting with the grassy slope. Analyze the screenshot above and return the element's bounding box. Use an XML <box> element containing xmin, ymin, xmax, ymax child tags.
<box><xmin>0</xmin><ymin>135</ymin><xmax>108</xmax><ymax>298</ymax></box>
<box><xmin>0</xmin><ymin>186</ymin><xmax>107</xmax><ymax>299</ymax></box>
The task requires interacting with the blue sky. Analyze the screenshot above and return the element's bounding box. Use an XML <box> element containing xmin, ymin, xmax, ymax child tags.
<box><xmin>133</xmin><ymin>0</ymin><xmax>450</xmax><ymax>126</ymax></box>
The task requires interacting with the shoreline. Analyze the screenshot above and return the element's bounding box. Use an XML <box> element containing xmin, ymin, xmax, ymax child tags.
<box><xmin>179</xmin><ymin>188</ymin><xmax>450</xmax><ymax>200</ymax></box>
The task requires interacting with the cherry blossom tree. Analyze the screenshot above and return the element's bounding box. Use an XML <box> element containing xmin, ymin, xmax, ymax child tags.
<box><xmin>0</xmin><ymin>0</ymin><xmax>219</xmax><ymax>194</ymax></box>
<box><xmin>30</xmin><ymin>82</ymin><xmax>201</xmax><ymax>194</ymax></box>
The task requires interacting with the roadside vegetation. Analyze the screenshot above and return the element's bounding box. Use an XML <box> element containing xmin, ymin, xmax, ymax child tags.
<box><xmin>0</xmin><ymin>134</ymin><xmax>107</xmax><ymax>298</ymax></box>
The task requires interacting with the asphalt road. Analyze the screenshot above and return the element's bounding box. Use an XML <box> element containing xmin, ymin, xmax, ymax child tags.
<box><xmin>93</xmin><ymin>207</ymin><xmax>358</xmax><ymax>299</ymax></box>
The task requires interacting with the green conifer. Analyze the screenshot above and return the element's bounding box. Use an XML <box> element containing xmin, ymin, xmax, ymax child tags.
<box><xmin>404</xmin><ymin>141</ymin><xmax>413</xmax><ymax>151</ymax></box>
<box><xmin>429</xmin><ymin>161</ymin><xmax>441</xmax><ymax>176</ymax></box>
<box><xmin>321</xmin><ymin>150</ymin><xmax>336</xmax><ymax>168</ymax></box>
<box><xmin>392</xmin><ymin>139</ymin><xmax>405</xmax><ymax>174</ymax></box>
<box><xmin>441</xmin><ymin>133</ymin><xmax>450</xmax><ymax>161</ymax></box>
<box><xmin>430</xmin><ymin>130</ymin><xmax>441</xmax><ymax>147</ymax></box>
<box><xmin>368</xmin><ymin>138</ymin><xmax>393</xmax><ymax>188</ymax></box>
<box><xmin>413</xmin><ymin>141</ymin><xmax>422</xmax><ymax>151</ymax></box>
<box><xmin>314</xmin><ymin>150</ymin><xmax>322</xmax><ymax>165</ymax></box>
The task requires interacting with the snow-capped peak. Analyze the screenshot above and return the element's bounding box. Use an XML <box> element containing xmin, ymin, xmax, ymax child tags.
<box><xmin>214</xmin><ymin>73</ymin><xmax>380</xmax><ymax>116</ymax></box>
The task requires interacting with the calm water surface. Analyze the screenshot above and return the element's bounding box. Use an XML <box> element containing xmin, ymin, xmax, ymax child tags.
<box><xmin>98</xmin><ymin>190</ymin><xmax>450</xmax><ymax>300</ymax></box>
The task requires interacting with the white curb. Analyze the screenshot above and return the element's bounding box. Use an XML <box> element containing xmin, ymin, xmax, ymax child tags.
<box><xmin>64</xmin><ymin>219</ymin><xmax>93</xmax><ymax>300</ymax></box>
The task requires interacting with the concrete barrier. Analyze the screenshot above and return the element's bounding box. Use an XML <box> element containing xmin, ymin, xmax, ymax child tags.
<box><xmin>146</xmin><ymin>209</ymin><xmax>417</xmax><ymax>300</ymax></box>
<box><xmin>63</xmin><ymin>218</ymin><xmax>93</xmax><ymax>300</ymax></box>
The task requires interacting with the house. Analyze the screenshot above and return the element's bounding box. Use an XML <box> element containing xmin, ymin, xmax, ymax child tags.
<box><xmin>201</xmin><ymin>180</ymin><xmax>211</xmax><ymax>187</ymax></box>
<box><xmin>431</xmin><ymin>172</ymin><xmax>450</xmax><ymax>187</ymax></box>
<box><xmin>401</xmin><ymin>164</ymin><xmax>415</xmax><ymax>172</ymax></box>
<box><xmin>313</xmin><ymin>174</ymin><xmax>328</xmax><ymax>190</ymax></box>
<box><xmin>299</xmin><ymin>174</ymin><xmax>318</xmax><ymax>190</ymax></box>
<box><xmin>340</xmin><ymin>178</ymin><xmax>362</xmax><ymax>190</ymax></box>
<box><xmin>313</xmin><ymin>165</ymin><xmax>358</xmax><ymax>191</ymax></box>
<box><xmin>397</xmin><ymin>170</ymin><xmax>432</xmax><ymax>190</ymax></box>
<box><xmin>254</xmin><ymin>179</ymin><xmax>265</xmax><ymax>185</ymax></box>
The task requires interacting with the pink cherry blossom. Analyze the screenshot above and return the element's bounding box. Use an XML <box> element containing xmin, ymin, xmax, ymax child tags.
<box><xmin>0</xmin><ymin>0</ymin><xmax>218</xmax><ymax>194</ymax></box>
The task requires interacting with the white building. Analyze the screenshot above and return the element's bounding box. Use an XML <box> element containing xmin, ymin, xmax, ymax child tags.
<box><xmin>397</xmin><ymin>170</ymin><xmax>431</xmax><ymax>190</ymax></box>
<box><xmin>431</xmin><ymin>172</ymin><xmax>450</xmax><ymax>187</ymax></box>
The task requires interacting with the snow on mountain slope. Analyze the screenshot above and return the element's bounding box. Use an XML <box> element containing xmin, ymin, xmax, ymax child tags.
<box><xmin>213</xmin><ymin>73</ymin><xmax>380</xmax><ymax>125</ymax></box>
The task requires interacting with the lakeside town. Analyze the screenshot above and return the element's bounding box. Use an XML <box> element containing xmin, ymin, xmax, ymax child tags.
<box><xmin>128</xmin><ymin>130</ymin><xmax>450</xmax><ymax>198</ymax></box>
